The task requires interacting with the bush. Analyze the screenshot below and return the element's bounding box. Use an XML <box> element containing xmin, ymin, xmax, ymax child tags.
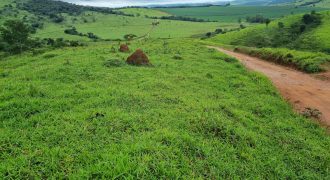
<box><xmin>64</xmin><ymin>27</ymin><xmax>79</xmax><ymax>35</ymax></box>
<box><xmin>173</xmin><ymin>54</ymin><xmax>183</xmax><ymax>60</ymax></box>
<box><xmin>0</xmin><ymin>20</ymin><xmax>36</xmax><ymax>54</ymax></box>
<box><xmin>223</xmin><ymin>57</ymin><xmax>238</xmax><ymax>63</ymax></box>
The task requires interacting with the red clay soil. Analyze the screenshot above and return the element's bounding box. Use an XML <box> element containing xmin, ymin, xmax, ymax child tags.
<box><xmin>126</xmin><ymin>49</ymin><xmax>150</xmax><ymax>66</ymax></box>
<box><xmin>119</xmin><ymin>44</ymin><xmax>129</xmax><ymax>52</ymax></box>
<box><xmin>211</xmin><ymin>46</ymin><xmax>330</xmax><ymax>127</ymax></box>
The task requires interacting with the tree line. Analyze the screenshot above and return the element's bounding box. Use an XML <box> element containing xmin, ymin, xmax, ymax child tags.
<box><xmin>16</xmin><ymin>0</ymin><xmax>134</xmax><ymax>23</ymax></box>
<box><xmin>0</xmin><ymin>20</ymin><xmax>83</xmax><ymax>55</ymax></box>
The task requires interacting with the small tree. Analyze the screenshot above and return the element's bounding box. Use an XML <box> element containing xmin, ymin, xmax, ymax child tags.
<box><xmin>278</xmin><ymin>22</ymin><xmax>284</xmax><ymax>29</ymax></box>
<box><xmin>0</xmin><ymin>20</ymin><xmax>33</xmax><ymax>54</ymax></box>
<box><xmin>124</xmin><ymin>34</ymin><xmax>137</xmax><ymax>41</ymax></box>
<box><xmin>215</xmin><ymin>28</ymin><xmax>223</xmax><ymax>34</ymax></box>
<box><xmin>265</xmin><ymin>19</ymin><xmax>271</xmax><ymax>27</ymax></box>
<box><xmin>238</xmin><ymin>17</ymin><xmax>242</xmax><ymax>24</ymax></box>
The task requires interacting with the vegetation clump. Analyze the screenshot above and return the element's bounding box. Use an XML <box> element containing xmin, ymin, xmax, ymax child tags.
<box><xmin>302</xmin><ymin>107</ymin><xmax>322</xmax><ymax>119</ymax></box>
<box><xmin>126</xmin><ymin>49</ymin><xmax>150</xmax><ymax>66</ymax></box>
<box><xmin>104</xmin><ymin>59</ymin><xmax>125</xmax><ymax>67</ymax></box>
<box><xmin>0</xmin><ymin>20</ymin><xmax>37</xmax><ymax>54</ymax></box>
<box><xmin>233</xmin><ymin>47</ymin><xmax>329</xmax><ymax>73</ymax></box>
<box><xmin>173</xmin><ymin>54</ymin><xmax>183</xmax><ymax>60</ymax></box>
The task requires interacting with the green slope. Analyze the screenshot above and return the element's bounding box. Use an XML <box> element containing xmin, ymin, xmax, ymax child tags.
<box><xmin>295</xmin><ymin>0</ymin><xmax>330</xmax><ymax>8</ymax></box>
<box><xmin>0</xmin><ymin>1</ymin><xmax>234</xmax><ymax>41</ymax></box>
<box><xmin>115</xmin><ymin>8</ymin><xmax>171</xmax><ymax>18</ymax></box>
<box><xmin>0</xmin><ymin>39</ymin><xmax>329</xmax><ymax>178</ymax></box>
<box><xmin>35</xmin><ymin>12</ymin><xmax>230</xmax><ymax>40</ymax></box>
<box><xmin>208</xmin><ymin>11</ymin><xmax>330</xmax><ymax>72</ymax></box>
<box><xmin>159</xmin><ymin>5</ymin><xmax>327</xmax><ymax>22</ymax></box>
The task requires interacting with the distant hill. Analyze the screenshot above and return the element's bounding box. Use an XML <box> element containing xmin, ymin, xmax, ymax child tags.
<box><xmin>232</xmin><ymin>0</ymin><xmax>330</xmax><ymax>7</ymax></box>
<box><xmin>210</xmin><ymin>10</ymin><xmax>330</xmax><ymax>53</ymax></box>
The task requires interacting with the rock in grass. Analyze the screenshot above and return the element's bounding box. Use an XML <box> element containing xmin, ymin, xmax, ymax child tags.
<box><xmin>126</xmin><ymin>49</ymin><xmax>150</xmax><ymax>66</ymax></box>
<box><xmin>119</xmin><ymin>44</ymin><xmax>129</xmax><ymax>52</ymax></box>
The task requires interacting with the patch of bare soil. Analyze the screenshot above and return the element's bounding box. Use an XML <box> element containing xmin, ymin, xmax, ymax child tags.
<box><xmin>210</xmin><ymin>46</ymin><xmax>330</xmax><ymax>127</ymax></box>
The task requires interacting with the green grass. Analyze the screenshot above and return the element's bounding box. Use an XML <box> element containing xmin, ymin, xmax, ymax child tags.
<box><xmin>159</xmin><ymin>5</ymin><xmax>327</xmax><ymax>23</ymax></box>
<box><xmin>295</xmin><ymin>0</ymin><xmax>330</xmax><ymax>8</ymax></box>
<box><xmin>35</xmin><ymin>12</ymin><xmax>235</xmax><ymax>41</ymax></box>
<box><xmin>0</xmin><ymin>0</ymin><xmax>13</xmax><ymax>7</ymax></box>
<box><xmin>0</xmin><ymin>39</ymin><xmax>329</xmax><ymax>178</ymax></box>
<box><xmin>207</xmin><ymin>11</ymin><xmax>330</xmax><ymax>72</ymax></box>
<box><xmin>234</xmin><ymin>46</ymin><xmax>330</xmax><ymax>72</ymax></box>
<box><xmin>115</xmin><ymin>8</ymin><xmax>171</xmax><ymax>17</ymax></box>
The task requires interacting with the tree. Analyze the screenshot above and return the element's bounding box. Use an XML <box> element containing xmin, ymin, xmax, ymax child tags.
<box><xmin>205</xmin><ymin>32</ymin><xmax>212</xmax><ymax>38</ymax></box>
<box><xmin>0</xmin><ymin>20</ymin><xmax>33</xmax><ymax>53</ymax></box>
<box><xmin>278</xmin><ymin>22</ymin><xmax>284</xmax><ymax>29</ymax></box>
<box><xmin>238</xmin><ymin>17</ymin><xmax>242</xmax><ymax>24</ymax></box>
<box><xmin>265</xmin><ymin>18</ymin><xmax>271</xmax><ymax>27</ymax></box>
<box><xmin>124</xmin><ymin>34</ymin><xmax>137</xmax><ymax>41</ymax></box>
<box><xmin>215</xmin><ymin>28</ymin><xmax>223</xmax><ymax>34</ymax></box>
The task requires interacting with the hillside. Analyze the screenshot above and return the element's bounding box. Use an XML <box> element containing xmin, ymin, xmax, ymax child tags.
<box><xmin>0</xmin><ymin>0</ymin><xmax>231</xmax><ymax>41</ymax></box>
<box><xmin>1</xmin><ymin>38</ymin><xmax>329</xmax><ymax>178</ymax></box>
<box><xmin>1</xmin><ymin>0</ymin><xmax>330</xmax><ymax>179</ymax></box>
<box><xmin>159</xmin><ymin>5</ymin><xmax>326</xmax><ymax>22</ymax></box>
<box><xmin>294</xmin><ymin>0</ymin><xmax>330</xmax><ymax>8</ymax></box>
<box><xmin>208</xmin><ymin>10</ymin><xmax>330</xmax><ymax>72</ymax></box>
<box><xmin>232</xmin><ymin>0</ymin><xmax>330</xmax><ymax>7</ymax></box>
<box><xmin>209</xmin><ymin>11</ymin><xmax>330</xmax><ymax>50</ymax></box>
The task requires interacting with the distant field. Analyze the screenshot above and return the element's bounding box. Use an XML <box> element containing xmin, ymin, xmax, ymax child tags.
<box><xmin>35</xmin><ymin>12</ymin><xmax>236</xmax><ymax>40</ymax></box>
<box><xmin>0</xmin><ymin>0</ymin><xmax>12</xmax><ymax>7</ymax></box>
<box><xmin>159</xmin><ymin>6</ymin><xmax>328</xmax><ymax>22</ymax></box>
<box><xmin>115</xmin><ymin>8</ymin><xmax>171</xmax><ymax>17</ymax></box>
<box><xmin>295</xmin><ymin>0</ymin><xmax>330</xmax><ymax>8</ymax></box>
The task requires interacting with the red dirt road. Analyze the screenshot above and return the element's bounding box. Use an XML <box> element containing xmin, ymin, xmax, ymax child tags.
<box><xmin>211</xmin><ymin>47</ymin><xmax>330</xmax><ymax>127</ymax></box>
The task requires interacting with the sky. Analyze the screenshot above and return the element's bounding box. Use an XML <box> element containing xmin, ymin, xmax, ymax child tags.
<box><xmin>59</xmin><ymin>0</ymin><xmax>232</xmax><ymax>8</ymax></box>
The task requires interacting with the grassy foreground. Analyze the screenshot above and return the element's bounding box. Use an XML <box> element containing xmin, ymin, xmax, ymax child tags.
<box><xmin>0</xmin><ymin>39</ymin><xmax>329</xmax><ymax>178</ymax></box>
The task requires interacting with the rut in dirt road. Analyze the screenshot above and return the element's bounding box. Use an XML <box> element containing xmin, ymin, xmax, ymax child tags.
<box><xmin>210</xmin><ymin>46</ymin><xmax>330</xmax><ymax>127</ymax></box>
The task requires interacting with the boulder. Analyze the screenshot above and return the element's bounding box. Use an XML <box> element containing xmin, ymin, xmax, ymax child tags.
<box><xmin>126</xmin><ymin>49</ymin><xmax>150</xmax><ymax>66</ymax></box>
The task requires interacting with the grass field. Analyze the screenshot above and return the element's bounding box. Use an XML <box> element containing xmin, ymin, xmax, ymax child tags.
<box><xmin>35</xmin><ymin>12</ymin><xmax>234</xmax><ymax>41</ymax></box>
<box><xmin>295</xmin><ymin>0</ymin><xmax>330</xmax><ymax>8</ymax></box>
<box><xmin>0</xmin><ymin>0</ymin><xmax>12</xmax><ymax>7</ymax></box>
<box><xmin>207</xmin><ymin>11</ymin><xmax>330</xmax><ymax>72</ymax></box>
<box><xmin>1</xmin><ymin>39</ymin><xmax>329</xmax><ymax>178</ymax></box>
<box><xmin>159</xmin><ymin>5</ymin><xmax>327</xmax><ymax>22</ymax></box>
<box><xmin>115</xmin><ymin>8</ymin><xmax>171</xmax><ymax>17</ymax></box>
<box><xmin>1</xmin><ymin>1</ymin><xmax>330</xmax><ymax>178</ymax></box>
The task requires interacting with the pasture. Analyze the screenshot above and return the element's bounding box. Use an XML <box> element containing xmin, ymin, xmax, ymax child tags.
<box><xmin>35</xmin><ymin>12</ymin><xmax>235</xmax><ymax>40</ymax></box>
<box><xmin>1</xmin><ymin>39</ymin><xmax>329</xmax><ymax>178</ymax></box>
<box><xmin>159</xmin><ymin>5</ymin><xmax>328</xmax><ymax>22</ymax></box>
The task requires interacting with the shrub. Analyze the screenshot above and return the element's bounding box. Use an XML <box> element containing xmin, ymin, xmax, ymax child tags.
<box><xmin>173</xmin><ymin>54</ymin><xmax>183</xmax><ymax>60</ymax></box>
<box><xmin>64</xmin><ymin>27</ymin><xmax>79</xmax><ymax>35</ymax></box>
<box><xmin>223</xmin><ymin>57</ymin><xmax>238</xmax><ymax>63</ymax></box>
<box><xmin>0</xmin><ymin>20</ymin><xmax>36</xmax><ymax>54</ymax></box>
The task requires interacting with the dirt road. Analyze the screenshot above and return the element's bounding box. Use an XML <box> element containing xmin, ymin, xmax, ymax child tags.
<box><xmin>211</xmin><ymin>47</ymin><xmax>330</xmax><ymax>127</ymax></box>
